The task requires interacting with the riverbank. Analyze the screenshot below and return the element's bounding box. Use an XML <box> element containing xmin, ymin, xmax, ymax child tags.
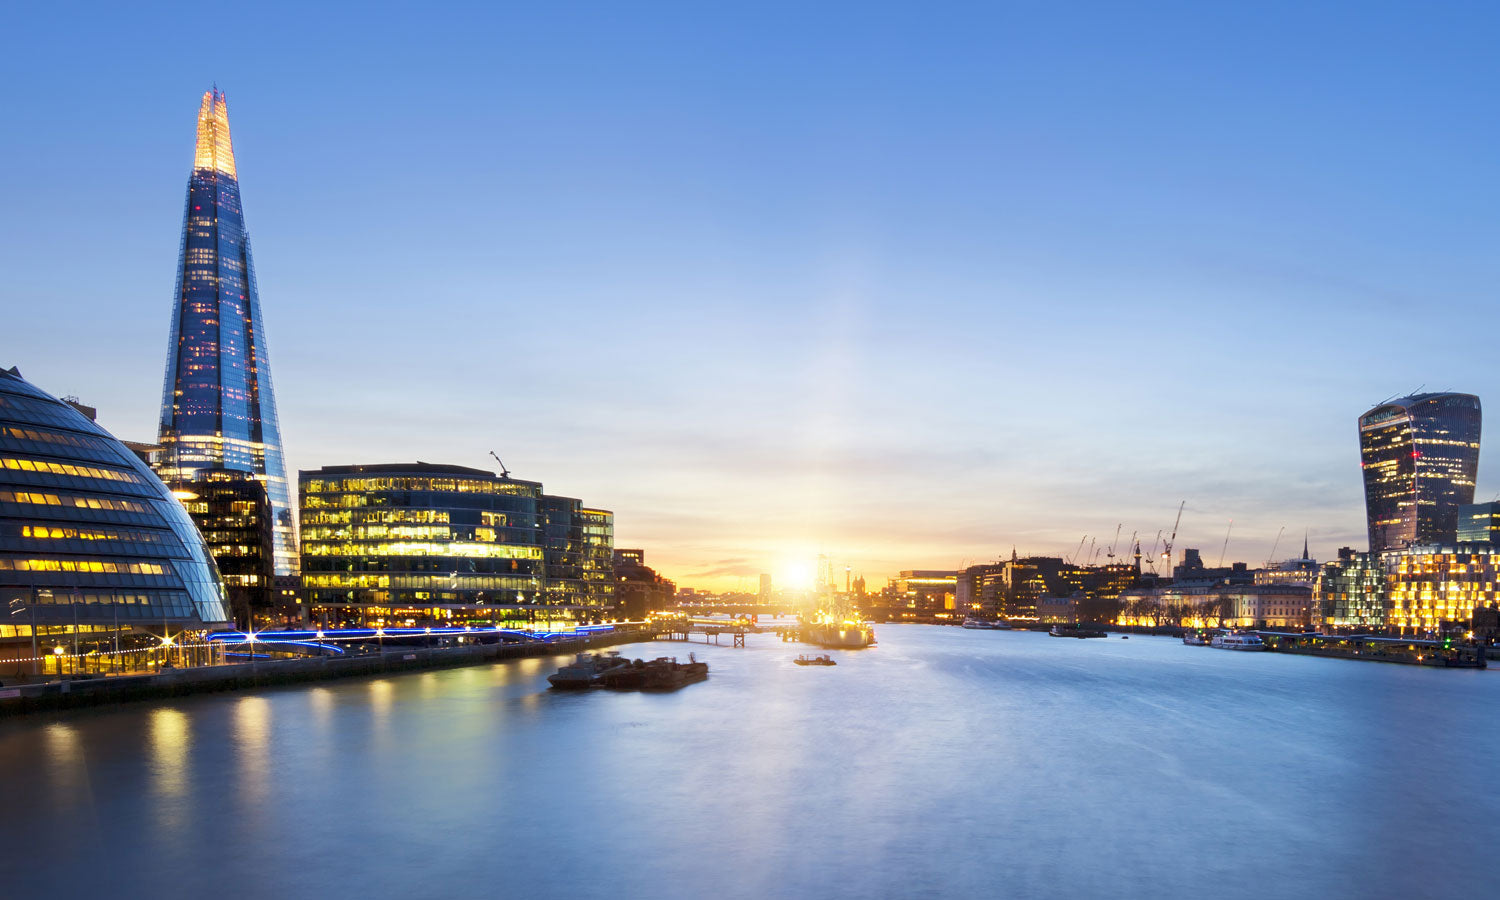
<box><xmin>0</xmin><ymin>627</ymin><xmax>655</xmax><ymax>717</ymax></box>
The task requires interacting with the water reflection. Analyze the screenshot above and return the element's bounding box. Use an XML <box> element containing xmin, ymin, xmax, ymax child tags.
<box><xmin>41</xmin><ymin>721</ymin><xmax>91</xmax><ymax>814</ymax></box>
<box><xmin>147</xmin><ymin>708</ymin><xmax>190</xmax><ymax>806</ymax></box>
<box><xmin>231</xmin><ymin>696</ymin><xmax>272</xmax><ymax>820</ymax></box>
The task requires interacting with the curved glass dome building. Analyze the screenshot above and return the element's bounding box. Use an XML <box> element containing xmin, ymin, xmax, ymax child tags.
<box><xmin>1</xmin><ymin>366</ymin><xmax>231</xmax><ymax>669</ymax></box>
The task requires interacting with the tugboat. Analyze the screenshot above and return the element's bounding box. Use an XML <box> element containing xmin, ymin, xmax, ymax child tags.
<box><xmin>794</xmin><ymin>654</ymin><xmax>837</xmax><ymax>666</ymax></box>
<box><xmin>1049</xmin><ymin>623</ymin><xmax>1107</xmax><ymax>639</ymax></box>
<box><xmin>547</xmin><ymin>652</ymin><xmax>629</xmax><ymax>689</ymax></box>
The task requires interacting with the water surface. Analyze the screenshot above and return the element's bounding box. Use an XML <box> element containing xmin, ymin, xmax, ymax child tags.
<box><xmin>1</xmin><ymin>626</ymin><xmax>1495</xmax><ymax>899</ymax></box>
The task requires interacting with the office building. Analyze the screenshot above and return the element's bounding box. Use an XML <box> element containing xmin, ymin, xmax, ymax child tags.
<box><xmin>299</xmin><ymin>463</ymin><xmax>546</xmax><ymax>626</ymax></box>
<box><xmin>1359</xmin><ymin>393</ymin><xmax>1481</xmax><ymax>552</ymax></box>
<box><xmin>1457</xmin><ymin>502</ymin><xmax>1500</xmax><ymax>545</ymax></box>
<box><xmin>156</xmin><ymin>89</ymin><xmax>297</xmax><ymax>577</ymax></box>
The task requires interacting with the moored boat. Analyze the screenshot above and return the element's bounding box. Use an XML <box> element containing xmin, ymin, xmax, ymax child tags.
<box><xmin>547</xmin><ymin>652</ymin><xmax>629</xmax><ymax>689</ymax></box>
<box><xmin>1049</xmin><ymin>623</ymin><xmax>1107</xmax><ymax>639</ymax></box>
<box><xmin>802</xmin><ymin>620</ymin><xmax>876</xmax><ymax>648</ymax></box>
<box><xmin>1210</xmin><ymin>633</ymin><xmax>1267</xmax><ymax>651</ymax></box>
<box><xmin>794</xmin><ymin>654</ymin><xmax>836</xmax><ymax>666</ymax></box>
<box><xmin>1182</xmin><ymin>632</ymin><xmax>1210</xmax><ymax>646</ymax></box>
<box><xmin>599</xmin><ymin>655</ymin><xmax>710</xmax><ymax>691</ymax></box>
<box><xmin>962</xmin><ymin>617</ymin><xmax>1010</xmax><ymax>630</ymax></box>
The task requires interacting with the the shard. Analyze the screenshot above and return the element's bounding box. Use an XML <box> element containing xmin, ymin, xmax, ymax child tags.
<box><xmin>158</xmin><ymin>89</ymin><xmax>297</xmax><ymax>576</ymax></box>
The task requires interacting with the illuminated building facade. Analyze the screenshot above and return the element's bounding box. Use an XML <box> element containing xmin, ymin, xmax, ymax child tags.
<box><xmin>541</xmin><ymin>494</ymin><xmax>587</xmax><ymax>607</ymax></box>
<box><xmin>955</xmin><ymin>557</ymin><xmax>1138</xmax><ymax>622</ymax></box>
<box><xmin>1385</xmin><ymin>545</ymin><xmax>1500</xmax><ymax>634</ymax></box>
<box><xmin>170</xmin><ymin>468</ymin><xmax>274</xmax><ymax>628</ymax></box>
<box><xmin>1359</xmin><ymin>393</ymin><xmax>1481</xmax><ymax>552</ymax></box>
<box><xmin>157</xmin><ymin>89</ymin><xmax>296</xmax><ymax>577</ymax></box>
<box><xmin>1316</xmin><ymin>548</ymin><xmax>1387</xmax><ymax>630</ymax></box>
<box><xmin>1456</xmin><ymin>502</ymin><xmax>1500</xmax><ymax>545</ymax></box>
<box><xmin>1</xmin><ymin>367</ymin><xmax>230</xmax><ymax>672</ymax></box>
<box><xmin>300</xmin><ymin>464</ymin><xmax>546</xmax><ymax>625</ymax></box>
<box><xmin>580</xmin><ymin>508</ymin><xmax>615</xmax><ymax>607</ymax></box>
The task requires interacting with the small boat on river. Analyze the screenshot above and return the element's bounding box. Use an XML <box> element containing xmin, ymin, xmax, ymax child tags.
<box><xmin>1182</xmin><ymin>632</ymin><xmax>1210</xmax><ymax>646</ymax></box>
<box><xmin>794</xmin><ymin>654</ymin><xmax>836</xmax><ymax>666</ymax></box>
<box><xmin>962</xmin><ymin>617</ymin><xmax>1009</xmax><ymax>630</ymax></box>
<box><xmin>1211</xmin><ymin>633</ymin><xmax>1267</xmax><ymax>651</ymax></box>
<box><xmin>1050</xmin><ymin>623</ymin><xmax>1107</xmax><ymax>639</ymax></box>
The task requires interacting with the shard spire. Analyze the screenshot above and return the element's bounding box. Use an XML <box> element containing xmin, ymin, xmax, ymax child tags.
<box><xmin>159</xmin><ymin>89</ymin><xmax>297</xmax><ymax>576</ymax></box>
<box><xmin>193</xmin><ymin>88</ymin><xmax>237</xmax><ymax>177</ymax></box>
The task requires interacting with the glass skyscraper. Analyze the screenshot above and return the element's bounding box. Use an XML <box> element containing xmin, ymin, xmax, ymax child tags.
<box><xmin>157</xmin><ymin>89</ymin><xmax>296</xmax><ymax>577</ymax></box>
<box><xmin>1359</xmin><ymin>392</ymin><xmax>1481</xmax><ymax>552</ymax></box>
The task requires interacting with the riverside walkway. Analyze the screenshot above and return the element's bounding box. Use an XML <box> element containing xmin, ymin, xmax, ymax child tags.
<box><xmin>0</xmin><ymin>625</ymin><xmax>655</xmax><ymax>716</ymax></box>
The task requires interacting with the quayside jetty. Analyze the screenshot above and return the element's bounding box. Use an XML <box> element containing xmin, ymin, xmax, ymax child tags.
<box><xmin>1254</xmin><ymin>632</ymin><xmax>1486</xmax><ymax>668</ymax></box>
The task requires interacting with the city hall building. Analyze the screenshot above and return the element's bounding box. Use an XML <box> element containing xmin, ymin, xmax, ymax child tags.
<box><xmin>0</xmin><ymin>367</ymin><xmax>231</xmax><ymax>674</ymax></box>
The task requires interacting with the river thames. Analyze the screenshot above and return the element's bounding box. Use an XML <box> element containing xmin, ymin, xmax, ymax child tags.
<box><xmin>1</xmin><ymin>626</ymin><xmax>1496</xmax><ymax>899</ymax></box>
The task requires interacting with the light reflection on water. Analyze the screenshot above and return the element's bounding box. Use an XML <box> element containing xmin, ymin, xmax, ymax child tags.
<box><xmin>0</xmin><ymin>627</ymin><xmax>1497</xmax><ymax>899</ymax></box>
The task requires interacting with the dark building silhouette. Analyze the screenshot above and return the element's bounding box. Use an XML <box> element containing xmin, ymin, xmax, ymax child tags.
<box><xmin>170</xmin><ymin>468</ymin><xmax>275</xmax><ymax>629</ymax></box>
<box><xmin>613</xmin><ymin>549</ymin><xmax>674</xmax><ymax>619</ymax></box>
<box><xmin>1360</xmin><ymin>392</ymin><xmax>1481</xmax><ymax>552</ymax></box>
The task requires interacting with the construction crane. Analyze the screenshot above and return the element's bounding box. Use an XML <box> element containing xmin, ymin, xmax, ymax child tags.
<box><xmin>1121</xmin><ymin>531</ymin><xmax>1137</xmax><ymax>567</ymax></box>
<box><xmin>487</xmin><ymin>450</ymin><xmax>510</xmax><ymax>478</ymax></box>
<box><xmin>1144</xmin><ymin>530</ymin><xmax>1162</xmax><ymax>573</ymax></box>
<box><xmin>1161</xmin><ymin>501</ymin><xmax>1185</xmax><ymax>576</ymax></box>
<box><xmin>1218</xmin><ymin>519</ymin><xmax>1233</xmax><ymax>567</ymax></box>
<box><xmin>1069</xmin><ymin>535</ymin><xmax>1088</xmax><ymax>565</ymax></box>
<box><xmin>1266</xmin><ymin>526</ymin><xmax>1285</xmax><ymax>567</ymax></box>
<box><xmin>1105</xmin><ymin>524</ymin><xmax>1122</xmax><ymax>561</ymax></box>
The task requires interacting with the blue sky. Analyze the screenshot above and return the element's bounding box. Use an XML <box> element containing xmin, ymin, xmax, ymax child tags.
<box><xmin>3</xmin><ymin>2</ymin><xmax>1499</xmax><ymax>589</ymax></box>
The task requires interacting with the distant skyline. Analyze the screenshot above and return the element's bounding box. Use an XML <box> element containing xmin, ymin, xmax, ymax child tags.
<box><xmin>4</xmin><ymin>2</ymin><xmax>1500</xmax><ymax>591</ymax></box>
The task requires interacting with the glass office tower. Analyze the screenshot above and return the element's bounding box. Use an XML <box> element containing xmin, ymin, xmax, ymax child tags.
<box><xmin>157</xmin><ymin>89</ymin><xmax>296</xmax><ymax>577</ymax></box>
<box><xmin>1359</xmin><ymin>392</ymin><xmax>1481</xmax><ymax>552</ymax></box>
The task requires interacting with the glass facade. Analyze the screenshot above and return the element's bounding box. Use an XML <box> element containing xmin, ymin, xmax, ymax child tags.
<box><xmin>541</xmin><ymin>494</ymin><xmax>587</xmax><ymax>606</ymax></box>
<box><xmin>300</xmin><ymin>464</ymin><xmax>549</xmax><ymax>624</ymax></box>
<box><xmin>580</xmin><ymin>508</ymin><xmax>615</xmax><ymax>607</ymax></box>
<box><xmin>1456</xmin><ymin>502</ymin><xmax>1500</xmax><ymax>545</ymax></box>
<box><xmin>1359</xmin><ymin>393</ymin><xmax>1481</xmax><ymax>552</ymax></box>
<box><xmin>157</xmin><ymin>89</ymin><xmax>296</xmax><ymax>577</ymax></box>
<box><xmin>1</xmin><ymin>366</ymin><xmax>231</xmax><ymax>663</ymax></box>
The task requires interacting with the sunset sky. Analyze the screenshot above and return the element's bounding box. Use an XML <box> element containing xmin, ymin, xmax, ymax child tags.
<box><xmin>4</xmin><ymin>2</ymin><xmax>1500</xmax><ymax>590</ymax></box>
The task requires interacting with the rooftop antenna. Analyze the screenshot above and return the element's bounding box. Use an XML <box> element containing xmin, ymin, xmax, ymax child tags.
<box><xmin>487</xmin><ymin>450</ymin><xmax>510</xmax><ymax>478</ymax></box>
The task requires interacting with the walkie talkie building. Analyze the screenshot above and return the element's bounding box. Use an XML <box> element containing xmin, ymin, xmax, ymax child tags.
<box><xmin>1359</xmin><ymin>392</ymin><xmax>1481</xmax><ymax>552</ymax></box>
<box><xmin>157</xmin><ymin>89</ymin><xmax>297</xmax><ymax>577</ymax></box>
